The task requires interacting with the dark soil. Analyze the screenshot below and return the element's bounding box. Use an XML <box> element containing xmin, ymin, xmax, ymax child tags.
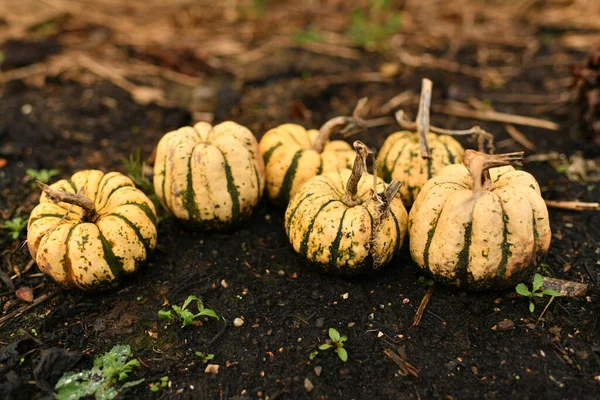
<box><xmin>1</xmin><ymin>14</ymin><xmax>600</xmax><ymax>400</ymax></box>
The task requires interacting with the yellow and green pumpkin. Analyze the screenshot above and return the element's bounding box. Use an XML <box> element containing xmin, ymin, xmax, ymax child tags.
<box><xmin>378</xmin><ymin>131</ymin><xmax>464</xmax><ymax>207</ymax></box>
<box><xmin>153</xmin><ymin>121</ymin><xmax>265</xmax><ymax>230</ymax></box>
<box><xmin>259</xmin><ymin>103</ymin><xmax>367</xmax><ymax>207</ymax></box>
<box><xmin>285</xmin><ymin>141</ymin><xmax>408</xmax><ymax>275</ymax></box>
<box><xmin>27</xmin><ymin>170</ymin><xmax>157</xmax><ymax>290</ymax></box>
<box><xmin>409</xmin><ymin>150</ymin><xmax>551</xmax><ymax>290</ymax></box>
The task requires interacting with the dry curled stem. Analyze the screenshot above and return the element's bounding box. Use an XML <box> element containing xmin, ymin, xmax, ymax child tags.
<box><xmin>395</xmin><ymin>109</ymin><xmax>495</xmax><ymax>154</ymax></box>
<box><xmin>311</xmin><ymin>98</ymin><xmax>369</xmax><ymax>153</ymax></box>
<box><xmin>341</xmin><ymin>141</ymin><xmax>371</xmax><ymax>206</ymax></box>
<box><xmin>38</xmin><ymin>181</ymin><xmax>98</xmax><ymax>222</ymax></box>
<box><xmin>462</xmin><ymin>150</ymin><xmax>524</xmax><ymax>192</ymax></box>
<box><xmin>416</xmin><ymin>78</ymin><xmax>432</xmax><ymax>159</ymax></box>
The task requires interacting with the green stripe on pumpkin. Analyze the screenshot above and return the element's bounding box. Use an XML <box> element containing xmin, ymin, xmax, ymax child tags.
<box><xmin>423</xmin><ymin>217</ymin><xmax>440</xmax><ymax>275</ymax></box>
<box><xmin>107</xmin><ymin>213</ymin><xmax>151</xmax><ymax>253</ymax></box>
<box><xmin>263</xmin><ymin>142</ymin><xmax>282</xmax><ymax>165</ymax></box>
<box><xmin>496</xmin><ymin>201</ymin><xmax>512</xmax><ymax>280</ymax></box>
<box><xmin>299</xmin><ymin>199</ymin><xmax>336</xmax><ymax>257</ymax></box>
<box><xmin>97</xmin><ymin>228</ymin><xmax>125</xmax><ymax>279</ymax></box>
<box><xmin>182</xmin><ymin>153</ymin><xmax>201</xmax><ymax>220</ymax></box>
<box><xmin>454</xmin><ymin>221</ymin><xmax>473</xmax><ymax>288</ymax></box>
<box><xmin>329</xmin><ymin>208</ymin><xmax>348</xmax><ymax>268</ymax></box>
<box><xmin>389</xmin><ymin>209</ymin><xmax>402</xmax><ymax>252</ymax></box>
<box><xmin>276</xmin><ymin>150</ymin><xmax>302</xmax><ymax>204</ymax></box>
<box><xmin>66</xmin><ymin>179</ymin><xmax>78</xmax><ymax>192</ymax></box>
<box><xmin>222</xmin><ymin>153</ymin><xmax>241</xmax><ymax>222</ymax></box>
<box><xmin>441</xmin><ymin>141</ymin><xmax>456</xmax><ymax>165</ymax></box>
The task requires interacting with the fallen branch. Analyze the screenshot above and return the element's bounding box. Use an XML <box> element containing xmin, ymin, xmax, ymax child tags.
<box><xmin>0</xmin><ymin>289</ymin><xmax>60</xmax><ymax>327</ymax></box>
<box><xmin>545</xmin><ymin>200</ymin><xmax>600</xmax><ymax>211</ymax></box>
<box><xmin>412</xmin><ymin>285</ymin><xmax>434</xmax><ymax>327</ymax></box>
<box><xmin>432</xmin><ymin>103</ymin><xmax>559</xmax><ymax>130</ymax></box>
<box><xmin>539</xmin><ymin>277</ymin><xmax>588</xmax><ymax>297</ymax></box>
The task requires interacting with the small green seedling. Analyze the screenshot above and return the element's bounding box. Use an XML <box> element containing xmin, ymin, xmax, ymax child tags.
<box><xmin>516</xmin><ymin>274</ymin><xmax>562</xmax><ymax>313</ymax></box>
<box><xmin>150</xmin><ymin>376</ymin><xmax>169</xmax><ymax>392</ymax></box>
<box><xmin>347</xmin><ymin>0</ymin><xmax>401</xmax><ymax>49</ymax></box>
<box><xmin>158</xmin><ymin>295</ymin><xmax>219</xmax><ymax>328</ymax></box>
<box><xmin>122</xmin><ymin>149</ymin><xmax>153</xmax><ymax>193</ymax></box>
<box><xmin>417</xmin><ymin>276</ymin><xmax>434</xmax><ymax>287</ymax></box>
<box><xmin>26</xmin><ymin>168</ymin><xmax>59</xmax><ymax>186</ymax></box>
<box><xmin>2</xmin><ymin>217</ymin><xmax>27</xmax><ymax>240</ymax></box>
<box><xmin>195</xmin><ymin>352</ymin><xmax>215</xmax><ymax>363</ymax></box>
<box><xmin>55</xmin><ymin>344</ymin><xmax>144</xmax><ymax>400</ymax></box>
<box><xmin>312</xmin><ymin>328</ymin><xmax>348</xmax><ymax>362</ymax></box>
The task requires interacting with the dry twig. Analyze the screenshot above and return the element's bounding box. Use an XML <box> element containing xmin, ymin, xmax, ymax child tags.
<box><xmin>412</xmin><ymin>285</ymin><xmax>434</xmax><ymax>327</ymax></box>
<box><xmin>545</xmin><ymin>200</ymin><xmax>600</xmax><ymax>211</ymax></box>
<box><xmin>432</xmin><ymin>103</ymin><xmax>559</xmax><ymax>130</ymax></box>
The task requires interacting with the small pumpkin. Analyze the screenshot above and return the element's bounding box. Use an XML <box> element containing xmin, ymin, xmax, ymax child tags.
<box><xmin>378</xmin><ymin>79</ymin><xmax>464</xmax><ymax>207</ymax></box>
<box><xmin>27</xmin><ymin>170</ymin><xmax>157</xmax><ymax>290</ymax></box>
<box><xmin>259</xmin><ymin>99</ymin><xmax>368</xmax><ymax>207</ymax></box>
<box><xmin>285</xmin><ymin>141</ymin><xmax>408</xmax><ymax>275</ymax></box>
<box><xmin>409</xmin><ymin>150</ymin><xmax>551</xmax><ymax>290</ymax></box>
<box><xmin>153</xmin><ymin>121</ymin><xmax>265</xmax><ymax>229</ymax></box>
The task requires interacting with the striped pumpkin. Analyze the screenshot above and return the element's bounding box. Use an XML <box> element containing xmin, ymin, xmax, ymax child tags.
<box><xmin>27</xmin><ymin>170</ymin><xmax>157</xmax><ymax>290</ymax></box>
<box><xmin>153</xmin><ymin>121</ymin><xmax>265</xmax><ymax>229</ymax></box>
<box><xmin>378</xmin><ymin>131</ymin><xmax>464</xmax><ymax>207</ymax></box>
<box><xmin>409</xmin><ymin>150</ymin><xmax>551</xmax><ymax>290</ymax></box>
<box><xmin>285</xmin><ymin>141</ymin><xmax>408</xmax><ymax>275</ymax></box>
<box><xmin>259</xmin><ymin>124</ymin><xmax>355</xmax><ymax>207</ymax></box>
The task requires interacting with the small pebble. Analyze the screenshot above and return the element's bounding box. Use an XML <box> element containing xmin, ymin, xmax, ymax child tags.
<box><xmin>21</xmin><ymin>104</ymin><xmax>33</xmax><ymax>115</ymax></box>
<box><xmin>204</xmin><ymin>364</ymin><xmax>220</xmax><ymax>374</ymax></box>
<box><xmin>339</xmin><ymin>368</ymin><xmax>350</xmax><ymax>375</ymax></box>
<box><xmin>403</xmin><ymin>298</ymin><xmax>410</xmax><ymax>304</ymax></box>
<box><xmin>315</xmin><ymin>317</ymin><xmax>324</xmax><ymax>328</ymax></box>
<box><xmin>220</xmin><ymin>279</ymin><xmax>229</xmax><ymax>288</ymax></box>
<box><xmin>341</xmin><ymin>293</ymin><xmax>349</xmax><ymax>299</ymax></box>
<box><xmin>495</xmin><ymin>319</ymin><xmax>515</xmax><ymax>332</ymax></box>
<box><xmin>314</xmin><ymin>366</ymin><xmax>322</xmax><ymax>376</ymax></box>
<box><xmin>278</xmin><ymin>270</ymin><xmax>285</xmax><ymax>276</ymax></box>
<box><xmin>304</xmin><ymin>378</ymin><xmax>313</xmax><ymax>392</ymax></box>
<box><xmin>348</xmin><ymin>322</ymin><xmax>355</xmax><ymax>328</ymax></box>
<box><xmin>233</xmin><ymin>318</ymin><xmax>244</xmax><ymax>327</ymax></box>
<box><xmin>377</xmin><ymin>331</ymin><xmax>384</xmax><ymax>338</ymax></box>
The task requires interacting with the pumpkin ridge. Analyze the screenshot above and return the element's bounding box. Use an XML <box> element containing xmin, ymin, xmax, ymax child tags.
<box><xmin>62</xmin><ymin>224</ymin><xmax>78</xmax><ymax>288</ymax></box>
<box><xmin>329</xmin><ymin>208</ymin><xmax>348</xmax><ymax>268</ymax></box>
<box><xmin>96</xmin><ymin>173</ymin><xmax>119</xmax><ymax>206</ymax></box>
<box><xmin>299</xmin><ymin>199</ymin><xmax>337</xmax><ymax>257</ymax></box>
<box><xmin>279</xmin><ymin>125</ymin><xmax>306</xmax><ymax>147</ymax></box>
<box><xmin>285</xmin><ymin>193</ymin><xmax>315</xmax><ymax>236</ymax></box>
<box><xmin>276</xmin><ymin>149</ymin><xmax>302</xmax><ymax>204</ymax></box>
<box><xmin>97</xmin><ymin>227</ymin><xmax>125</xmax><ymax>279</ymax></box>
<box><xmin>97</xmin><ymin>184</ymin><xmax>134</xmax><ymax>211</ymax></box>
<box><xmin>121</xmin><ymin>202</ymin><xmax>158</xmax><ymax>227</ymax></box>
<box><xmin>28</xmin><ymin>213</ymin><xmax>66</xmax><ymax>224</ymax></box>
<box><xmin>263</xmin><ymin>142</ymin><xmax>282</xmax><ymax>166</ymax></box>
<box><xmin>106</xmin><ymin>213</ymin><xmax>151</xmax><ymax>253</ymax></box>
<box><xmin>388</xmin><ymin>142</ymin><xmax>411</xmax><ymax>182</ymax></box>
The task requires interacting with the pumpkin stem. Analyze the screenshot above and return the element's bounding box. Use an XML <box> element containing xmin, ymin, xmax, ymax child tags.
<box><xmin>462</xmin><ymin>150</ymin><xmax>524</xmax><ymax>192</ymax></box>
<box><xmin>311</xmin><ymin>98</ymin><xmax>369</xmax><ymax>153</ymax></box>
<box><xmin>415</xmin><ymin>78</ymin><xmax>432</xmax><ymax>159</ymax></box>
<box><xmin>394</xmin><ymin>80</ymin><xmax>496</xmax><ymax>155</ymax></box>
<box><xmin>38</xmin><ymin>181</ymin><xmax>98</xmax><ymax>222</ymax></box>
<box><xmin>341</xmin><ymin>140</ymin><xmax>372</xmax><ymax>206</ymax></box>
